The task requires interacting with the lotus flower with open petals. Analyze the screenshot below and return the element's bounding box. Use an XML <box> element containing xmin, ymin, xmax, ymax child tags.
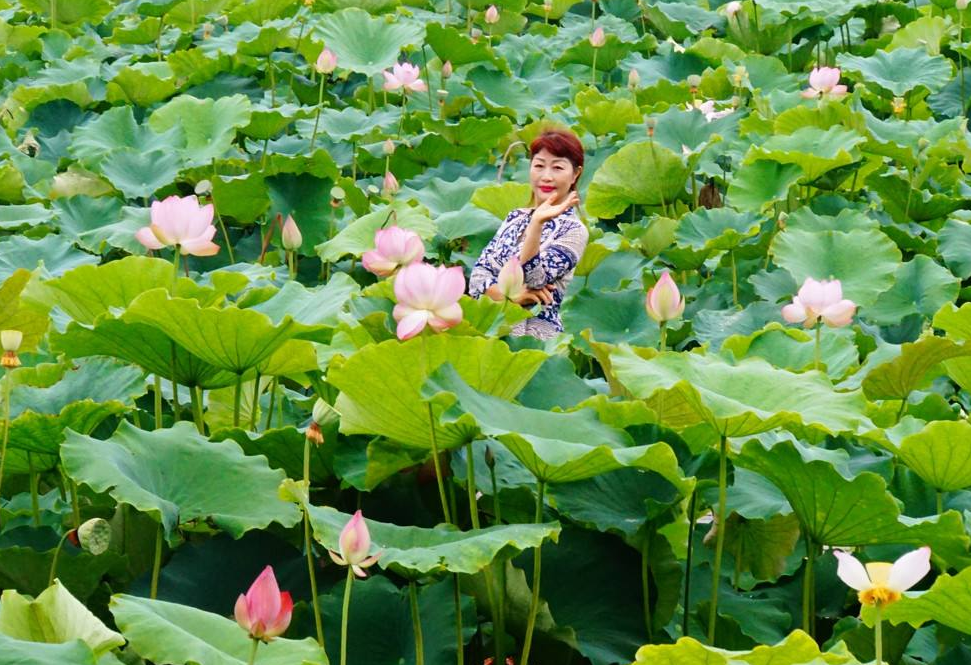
<box><xmin>801</xmin><ymin>67</ymin><xmax>848</xmax><ymax>99</ymax></box>
<box><xmin>833</xmin><ymin>546</ymin><xmax>931</xmax><ymax>606</ymax></box>
<box><xmin>234</xmin><ymin>566</ymin><xmax>293</xmax><ymax>642</ymax></box>
<box><xmin>382</xmin><ymin>62</ymin><xmax>427</xmax><ymax>93</ymax></box>
<box><xmin>392</xmin><ymin>262</ymin><xmax>465</xmax><ymax>340</ymax></box>
<box><xmin>782</xmin><ymin>277</ymin><xmax>856</xmax><ymax>328</ymax></box>
<box><xmin>135</xmin><ymin>195</ymin><xmax>219</xmax><ymax>256</ymax></box>
<box><xmin>328</xmin><ymin>510</ymin><xmax>383</xmax><ymax>578</ymax></box>
<box><xmin>362</xmin><ymin>225</ymin><xmax>424</xmax><ymax>277</ymax></box>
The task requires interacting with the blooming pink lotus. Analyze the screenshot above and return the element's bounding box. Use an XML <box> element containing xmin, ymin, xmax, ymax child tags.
<box><xmin>834</xmin><ymin>546</ymin><xmax>930</xmax><ymax>606</ymax></box>
<box><xmin>362</xmin><ymin>225</ymin><xmax>424</xmax><ymax>277</ymax></box>
<box><xmin>135</xmin><ymin>195</ymin><xmax>219</xmax><ymax>256</ymax></box>
<box><xmin>801</xmin><ymin>67</ymin><xmax>848</xmax><ymax>99</ymax></box>
<box><xmin>782</xmin><ymin>277</ymin><xmax>856</xmax><ymax>328</ymax></box>
<box><xmin>328</xmin><ymin>510</ymin><xmax>383</xmax><ymax>578</ymax></box>
<box><xmin>315</xmin><ymin>48</ymin><xmax>336</xmax><ymax>74</ymax></box>
<box><xmin>589</xmin><ymin>27</ymin><xmax>605</xmax><ymax>48</ymax></box>
<box><xmin>383</xmin><ymin>62</ymin><xmax>427</xmax><ymax>93</ymax></box>
<box><xmin>393</xmin><ymin>262</ymin><xmax>465</xmax><ymax>340</ymax></box>
<box><xmin>234</xmin><ymin>566</ymin><xmax>293</xmax><ymax>642</ymax></box>
<box><xmin>646</xmin><ymin>272</ymin><xmax>685</xmax><ymax>323</ymax></box>
<box><xmin>496</xmin><ymin>257</ymin><xmax>526</xmax><ymax>302</ymax></box>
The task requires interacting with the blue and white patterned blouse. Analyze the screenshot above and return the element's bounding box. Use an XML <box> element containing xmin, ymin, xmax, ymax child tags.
<box><xmin>469</xmin><ymin>207</ymin><xmax>589</xmax><ymax>339</ymax></box>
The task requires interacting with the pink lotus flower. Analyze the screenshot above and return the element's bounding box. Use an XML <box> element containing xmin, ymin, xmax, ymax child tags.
<box><xmin>834</xmin><ymin>546</ymin><xmax>930</xmax><ymax>606</ymax></box>
<box><xmin>801</xmin><ymin>67</ymin><xmax>848</xmax><ymax>99</ymax></box>
<box><xmin>725</xmin><ymin>1</ymin><xmax>742</xmax><ymax>18</ymax></box>
<box><xmin>497</xmin><ymin>257</ymin><xmax>527</xmax><ymax>301</ymax></box>
<box><xmin>382</xmin><ymin>62</ymin><xmax>427</xmax><ymax>93</ymax></box>
<box><xmin>328</xmin><ymin>510</ymin><xmax>382</xmax><ymax>578</ymax></box>
<box><xmin>281</xmin><ymin>214</ymin><xmax>302</xmax><ymax>251</ymax></box>
<box><xmin>234</xmin><ymin>566</ymin><xmax>293</xmax><ymax>642</ymax></box>
<box><xmin>315</xmin><ymin>48</ymin><xmax>336</xmax><ymax>74</ymax></box>
<box><xmin>646</xmin><ymin>272</ymin><xmax>685</xmax><ymax>323</ymax></box>
<box><xmin>135</xmin><ymin>195</ymin><xmax>219</xmax><ymax>256</ymax></box>
<box><xmin>691</xmin><ymin>100</ymin><xmax>734</xmax><ymax>122</ymax></box>
<box><xmin>393</xmin><ymin>262</ymin><xmax>465</xmax><ymax>340</ymax></box>
<box><xmin>484</xmin><ymin>5</ymin><xmax>499</xmax><ymax>23</ymax></box>
<box><xmin>589</xmin><ymin>27</ymin><xmax>606</xmax><ymax>48</ymax></box>
<box><xmin>442</xmin><ymin>60</ymin><xmax>453</xmax><ymax>78</ymax></box>
<box><xmin>382</xmin><ymin>171</ymin><xmax>400</xmax><ymax>197</ymax></box>
<box><xmin>782</xmin><ymin>277</ymin><xmax>856</xmax><ymax>328</ymax></box>
<box><xmin>362</xmin><ymin>225</ymin><xmax>424</xmax><ymax>277</ymax></box>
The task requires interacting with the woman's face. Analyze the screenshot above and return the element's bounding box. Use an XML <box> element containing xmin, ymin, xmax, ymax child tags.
<box><xmin>529</xmin><ymin>148</ymin><xmax>579</xmax><ymax>207</ymax></box>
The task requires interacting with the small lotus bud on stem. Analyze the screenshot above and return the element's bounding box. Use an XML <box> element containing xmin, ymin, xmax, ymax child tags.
<box><xmin>687</xmin><ymin>74</ymin><xmax>701</xmax><ymax>95</ymax></box>
<box><xmin>1</xmin><ymin>330</ymin><xmax>22</xmax><ymax>368</ymax></box>
<box><xmin>442</xmin><ymin>60</ymin><xmax>453</xmax><ymax>78</ymax></box>
<box><xmin>628</xmin><ymin>68</ymin><xmax>640</xmax><ymax>89</ymax></box>
<box><xmin>484</xmin><ymin>445</ymin><xmax>496</xmax><ymax>470</ymax></box>
<box><xmin>645</xmin><ymin>117</ymin><xmax>657</xmax><ymax>137</ymax></box>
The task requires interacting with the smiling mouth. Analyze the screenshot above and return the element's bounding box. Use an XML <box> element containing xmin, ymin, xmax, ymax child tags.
<box><xmin>539</xmin><ymin>186</ymin><xmax>556</xmax><ymax>192</ymax></box>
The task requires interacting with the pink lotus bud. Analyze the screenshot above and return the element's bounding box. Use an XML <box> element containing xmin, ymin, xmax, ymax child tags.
<box><xmin>781</xmin><ymin>277</ymin><xmax>857</xmax><ymax>328</ymax></box>
<box><xmin>315</xmin><ymin>48</ymin><xmax>337</xmax><ymax>74</ymax></box>
<box><xmin>362</xmin><ymin>225</ymin><xmax>425</xmax><ymax>277</ymax></box>
<box><xmin>383</xmin><ymin>139</ymin><xmax>395</xmax><ymax>155</ymax></box>
<box><xmin>280</xmin><ymin>215</ymin><xmax>302</xmax><ymax>251</ymax></box>
<box><xmin>328</xmin><ymin>510</ymin><xmax>383</xmax><ymax>578</ymax></box>
<box><xmin>496</xmin><ymin>257</ymin><xmax>527</xmax><ymax>301</ymax></box>
<box><xmin>382</xmin><ymin>171</ymin><xmax>399</xmax><ymax>196</ymax></box>
<box><xmin>589</xmin><ymin>27</ymin><xmax>606</xmax><ymax>48</ymax></box>
<box><xmin>442</xmin><ymin>60</ymin><xmax>453</xmax><ymax>78</ymax></box>
<box><xmin>484</xmin><ymin>5</ymin><xmax>499</xmax><ymax>23</ymax></box>
<box><xmin>234</xmin><ymin>566</ymin><xmax>293</xmax><ymax>642</ymax></box>
<box><xmin>135</xmin><ymin>195</ymin><xmax>219</xmax><ymax>257</ymax></box>
<box><xmin>959</xmin><ymin>0</ymin><xmax>969</xmax><ymax>9</ymax></box>
<box><xmin>645</xmin><ymin>272</ymin><xmax>685</xmax><ymax>323</ymax></box>
<box><xmin>725</xmin><ymin>1</ymin><xmax>742</xmax><ymax>18</ymax></box>
<box><xmin>393</xmin><ymin>262</ymin><xmax>466</xmax><ymax>340</ymax></box>
<box><xmin>628</xmin><ymin>69</ymin><xmax>640</xmax><ymax>89</ymax></box>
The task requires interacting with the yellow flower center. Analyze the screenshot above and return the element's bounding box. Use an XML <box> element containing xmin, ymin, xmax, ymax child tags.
<box><xmin>858</xmin><ymin>562</ymin><xmax>902</xmax><ymax>606</ymax></box>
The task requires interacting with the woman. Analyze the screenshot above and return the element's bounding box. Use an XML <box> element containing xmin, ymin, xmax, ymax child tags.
<box><xmin>469</xmin><ymin>129</ymin><xmax>589</xmax><ymax>340</ymax></box>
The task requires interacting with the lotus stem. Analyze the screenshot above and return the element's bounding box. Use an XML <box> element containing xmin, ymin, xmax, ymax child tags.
<box><xmin>466</xmin><ymin>445</ymin><xmax>502</xmax><ymax>663</ymax></box>
<box><xmin>153</xmin><ymin>375</ymin><xmax>163</xmax><ymax>428</ymax></box>
<box><xmin>642</xmin><ymin>533</ymin><xmax>654</xmax><ymax>641</ymax></box>
<box><xmin>591</xmin><ymin>48</ymin><xmax>598</xmax><ymax>86</ymax></box>
<box><xmin>267</xmin><ymin>53</ymin><xmax>276</xmax><ymax>107</ymax></box>
<box><xmin>937</xmin><ymin>491</ymin><xmax>944</xmax><ymax>515</ymax></box>
<box><xmin>453</xmin><ymin>573</ymin><xmax>464</xmax><ymax>665</ymax></box>
<box><xmin>303</xmin><ymin>437</ymin><xmax>325</xmax><ymax>649</ymax></box>
<box><xmin>659</xmin><ymin>322</ymin><xmax>667</xmax><ymax>351</ymax></box>
<box><xmin>247</xmin><ymin>637</ymin><xmax>260</xmax><ymax>665</ymax></box>
<box><xmin>0</xmin><ymin>373</ymin><xmax>12</xmax><ymax>518</ymax></box>
<box><xmin>28</xmin><ymin>451</ymin><xmax>40</xmax><ymax>527</ymax></box>
<box><xmin>150</xmin><ymin>521</ymin><xmax>163</xmax><ymax>599</ymax></box>
<box><xmin>409</xmin><ymin>581</ymin><xmax>425</xmax><ymax>665</ymax></box>
<box><xmin>287</xmin><ymin>251</ymin><xmax>297</xmax><ymax>280</ymax></box>
<box><xmin>752</xmin><ymin>0</ymin><xmax>761</xmax><ymax>52</ymax></box>
<box><xmin>48</xmin><ymin>529</ymin><xmax>72</xmax><ymax>587</ymax></box>
<box><xmin>682</xmin><ymin>490</ymin><xmax>697</xmax><ymax>637</ymax></box>
<box><xmin>814</xmin><ymin>324</ymin><xmax>821</xmax><ymax>372</ymax></box>
<box><xmin>874</xmin><ymin>604</ymin><xmax>883</xmax><ymax>665</ymax></box>
<box><xmin>211</xmin><ymin>159</ymin><xmax>235</xmax><ymax>264</ymax></box>
<box><xmin>730</xmin><ymin>251</ymin><xmax>738</xmax><ymax>307</ymax></box>
<box><xmin>802</xmin><ymin>535</ymin><xmax>816</xmax><ymax>637</ymax></box>
<box><xmin>708</xmin><ymin>436</ymin><xmax>728</xmax><ymax>645</ymax></box>
<box><xmin>64</xmin><ymin>468</ymin><xmax>80</xmax><ymax>527</ymax></box>
<box><xmin>50</xmin><ymin>0</ymin><xmax>55</xmax><ymax>29</ymax></box>
<box><xmin>310</xmin><ymin>74</ymin><xmax>326</xmax><ymax>152</ymax></box>
<box><xmin>961</xmin><ymin>16</ymin><xmax>966</xmax><ymax>109</ymax></box>
<box><xmin>249</xmin><ymin>372</ymin><xmax>261</xmax><ymax>432</ymax></box>
<box><xmin>265</xmin><ymin>378</ymin><xmax>277</xmax><ymax>430</ymax></box>
<box><xmin>421</xmin><ymin>46</ymin><xmax>434</xmax><ymax>113</ymax></box>
<box><xmin>190</xmin><ymin>386</ymin><xmax>205</xmax><ymax>434</ymax></box>
<box><xmin>234</xmin><ymin>373</ymin><xmax>243</xmax><ymax>428</ymax></box>
<box><xmin>340</xmin><ymin>567</ymin><xmax>354</xmax><ymax>665</ymax></box>
<box><xmin>426</xmin><ymin>405</ymin><xmax>452</xmax><ymax>524</ymax></box>
<box><xmin>520</xmin><ymin>479</ymin><xmax>547</xmax><ymax>665</ymax></box>
<box><xmin>170</xmin><ymin>343</ymin><xmax>180</xmax><ymax>422</ymax></box>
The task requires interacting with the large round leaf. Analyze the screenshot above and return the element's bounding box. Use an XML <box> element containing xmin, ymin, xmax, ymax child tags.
<box><xmin>675</xmin><ymin>208</ymin><xmax>763</xmax><ymax>252</ymax></box>
<box><xmin>585</xmin><ymin>141</ymin><xmax>692</xmax><ymax>219</ymax></box>
<box><xmin>0</xmin><ymin>636</ymin><xmax>95</xmax><ymax>665</ymax></box>
<box><xmin>329</xmin><ymin>335</ymin><xmax>546</xmax><ymax>450</ymax></box>
<box><xmin>306</xmin><ymin>504</ymin><xmax>559</xmax><ymax>579</ymax></box>
<box><xmin>110</xmin><ymin>595</ymin><xmax>327</xmax><ymax>665</ymax></box>
<box><xmin>61</xmin><ymin>421</ymin><xmax>300</xmax><ymax>544</ymax></box>
<box><xmin>148</xmin><ymin>95</ymin><xmax>252</xmax><ymax>167</ymax></box>
<box><xmin>632</xmin><ymin>629</ymin><xmax>857</xmax><ymax>665</ymax></box>
<box><xmin>747</xmin><ymin>125</ymin><xmax>865</xmax><ymax>183</ymax></box>
<box><xmin>315</xmin><ymin>8</ymin><xmax>425</xmax><ymax>77</ymax></box>
<box><xmin>891</xmin><ymin>420</ymin><xmax>971</xmax><ymax>492</ymax></box>
<box><xmin>837</xmin><ymin>47</ymin><xmax>952</xmax><ymax>96</ymax></box>
<box><xmin>860</xmin><ymin>335</ymin><xmax>971</xmax><ymax>400</ymax></box>
<box><xmin>865</xmin><ymin>256</ymin><xmax>959</xmax><ymax>325</ymax></box>
<box><xmin>770</xmin><ymin>228</ymin><xmax>901</xmax><ymax>307</ymax></box>
<box><xmin>0</xmin><ymin>269</ymin><xmax>49</xmax><ymax>353</ymax></box>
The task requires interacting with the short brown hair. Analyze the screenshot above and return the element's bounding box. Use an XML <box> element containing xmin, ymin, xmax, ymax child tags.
<box><xmin>529</xmin><ymin>129</ymin><xmax>584</xmax><ymax>173</ymax></box>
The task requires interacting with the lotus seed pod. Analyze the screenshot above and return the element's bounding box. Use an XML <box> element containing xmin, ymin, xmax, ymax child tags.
<box><xmin>76</xmin><ymin>518</ymin><xmax>111</xmax><ymax>555</ymax></box>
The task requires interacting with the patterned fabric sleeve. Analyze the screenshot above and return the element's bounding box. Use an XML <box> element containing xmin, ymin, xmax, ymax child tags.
<box><xmin>521</xmin><ymin>220</ymin><xmax>589</xmax><ymax>289</ymax></box>
<box><xmin>468</xmin><ymin>211</ymin><xmax>517</xmax><ymax>298</ymax></box>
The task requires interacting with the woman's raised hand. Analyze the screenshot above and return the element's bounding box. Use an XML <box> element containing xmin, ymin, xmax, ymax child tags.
<box><xmin>531</xmin><ymin>191</ymin><xmax>580</xmax><ymax>225</ymax></box>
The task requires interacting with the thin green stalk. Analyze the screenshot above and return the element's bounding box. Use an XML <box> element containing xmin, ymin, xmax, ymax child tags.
<box><xmin>682</xmin><ymin>490</ymin><xmax>697</xmax><ymax>637</ymax></box>
<box><xmin>708</xmin><ymin>436</ymin><xmax>728</xmax><ymax>645</ymax></box>
<box><xmin>641</xmin><ymin>534</ymin><xmax>654</xmax><ymax>641</ymax></box>
<box><xmin>591</xmin><ymin>48</ymin><xmax>598</xmax><ymax>86</ymax></box>
<box><xmin>211</xmin><ymin>159</ymin><xmax>235</xmax><ymax>264</ymax></box>
<box><xmin>303</xmin><ymin>437</ymin><xmax>325</xmax><ymax>648</ymax></box>
<box><xmin>410</xmin><ymin>581</ymin><xmax>425</xmax><ymax>665</ymax></box>
<box><xmin>247</xmin><ymin>638</ymin><xmax>260</xmax><ymax>665</ymax></box>
<box><xmin>802</xmin><ymin>536</ymin><xmax>816</xmax><ymax>637</ymax></box>
<box><xmin>250</xmin><ymin>372</ymin><xmax>261</xmax><ymax>432</ymax></box>
<box><xmin>814</xmin><ymin>324</ymin><xmax>821</xmax><ymax>372</ymax></box>
<box><xmin>50</xmin><ymin>0</ymin><xmax>56</xmax><ymax>29</ymax></box>
<box><xmin>426</xmin><ymin>404</ymin><xmax>452</xmax><ymax>524</ymax></box>
<box><xmin>937</xmin><ymin>491</ymin><xmax>944</xmax><ymax>515</ymax></box>
<box><xmin>287</xmin><ymin>251</ymin><xmax>297</xmax><ymax>280</ymax></box>
<box><xmin>28</xmin><ymin>452</ymin><xmax>40</xmax><ymax>527</ymax></box>
<box><xmin>170</xmin><ymin>343</ymin><xmax>180</xmax><ymax>422</ymax></box>
<box><xmin>267</xmin><ymin>53</ymin><xmax>276</xmax><ymax>107</ymax></box>
<box><xmin>234</xmin><ymin>373</ymin><xmax>243</xmax><ymax>428</ymax></box>
<box><xmin>961</xmin><ymin>16</ymin><xmax>966</xmax><ymax>110</ymax></box>
<box><xmin>65</xmin><ymin>470</ymin><xmax>80</xmax><ymax>528</ymax></box>
<box><xmin>340</xmin><ymin>567</ymin><xmax>354</xmax><ymax>665</ymax></box>
<box><xmin>874</xmin><ymin>605</ymin><xmax>883</xmax><ymax>665</ymax></box>
<box><xmin>150</xmin><ymin>521</ymin><xmax>163</xmax><ymax>599</ymax></box>
<box><xmin>48</xmin><ymin>530</ymin><xmax>71</xmax><ymax>586</ymax></box>
<box><xmin>154</xmin><ymin>375</ymin><xmax>163</xmax><ymax>429</ymax></box>
<box><xmin>520</xmin><ymin>480</ymin><xmax>547</xmax><ymax>665</ymax></box>
<box><xmin>454</xmin><ymin>574</ymin><xmax>464</xmax><ymax>665</ymax></box>
<box><xmin>466</xmin><ymin>446</ymin><xmax>502</xmax><ymax>663</ymax></box>
<box><xmin>310</xmin><ymin>75</ymin><xmax>326</xmax><ymax>151</ymax></box>
<box><xmin>265</xmin><ymin>378</ymin><xmax>277</xmax><ymax>430</ymax></box>
<box><xmin>190</xmin><ymin>385</ymin><xmax>205</xmax><ymax>434</ymax></box>
<box><xmin>752</xmin><ymin>0</ymin><xmax>761</xmax><ymax>52</ymax></box>
<box><xmin>659</xmin><ymin>322</ymin><xmax>667</xmax><ymax>351</ymax></box>
<box><xmin>0</xmin><ymin>374</ymin><xmax>12</xmax><ymax>514</ymax></box>
<box><xmin>730</xmin><ymin>251</ymin><xmax>738</xmax><ymax>307</ymax></box>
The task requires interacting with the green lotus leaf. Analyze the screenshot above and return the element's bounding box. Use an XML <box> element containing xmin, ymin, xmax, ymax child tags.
<box><xmin>228</xmin><ymin>0</ymin><xmax>296</xmax><ymax>25</ymax></box>
<box><xmin>211</xmin><ymin>426</ymin><xmax>329</xmax><ymax>482</ymax></box>
<box><xmin>249</xmin><ymin>273</ymin><xmax>357</xmax><ymax>333</ymax></box>
<box><xmin>18</xmin><ymin>0</ymin><xmax>110</xmax><ymax>30</ymax></box>
<box><xmin>861</xmin><ymin>335</ymin><xmax>971</xmax><ymax>400</ymax></box>
<box><xmin>122</xmin><ymin>289</ymin><xmax>320</xmax><ymax>374</ymax></box>
<box><xmin>423</xmin><ymin>364</ymin><xmax>690</xmax><ymax>488</ymax></box>
<box><xmin>784</xmin><ymin>207</ymin><xmax>877</xmax><ymax>233</ymax></box>
<box><xmin>586</xmin><ymin>141</ymin><xmax>693</xmax><ymax>219</ymax></box>
<box><xmin>866</xmin><ymin>172</ymin><xmax>968</xmax><ymax>224</ymax></box>
<box><xmin>110</xmin><ymin>594</ymin><xmax>327</xmax><ymax>665</ymax></box>
<box><xmin>727</xmin><ymin>160</ymin><xmax>803</xmax><ymax>212</ymax></box>
<box><xmin>97</xmin><ymin>148</ymin><xmax>181</xmax><ymax>200</ymax></box>
<box><xmin>0</xmin><ymin>269</ymin><xmax>48</xmax><ymax>352</ymax></box>
<box><xmin>641</xmin><ymin>2</ymin><xmax>722</xmax><ymax>41</ymax></box>
<box><xmin>0</xmin><ymin>235</ymin><xmax>99</xmax><ymax>282</ymax></box>
<box><xmin>722</xmin><ymin>512</ymin><xmax>802</xmax><ymax>582</ymax></box>
<box><xmin>316</xmin><ymin>8</ymin><xmax>425</xmax><ymax>77</ymax></box>
<box><xmin>865</xmin><ymin>256</ymin><xmax>959</xmax><ymax>325</ymax></box>
<box><xmin>306</xmin><ymin>504</ymin><xmax>559</xmax><ymax>579</ymax></box>
<box><xmin>425</xmin><ymin>23</ymin><xmax>506</xmax><ymax>69</ymax></box>
<box><xmin>886</xmin><ymin>420</ymin><xmax>971</xmax><ymax>492</ymax></box>
<box><xmin>836</xmin><ymin>47</ymin><xmax>952</xmax><ymax>97</ymax></box>
<box><xmin>0</xmin><ymin>581</ymin><xmax>124</xmax><ymax>656</ymax></box>
<box><xmin>747</xmin><ymin>126</ymin><xmax>865</xmax><ymax>183</ymax></box>
<box><xmin>874</xmin><ymin>565</ymin><xmax>971</xmax><ymax>634</ymax></box>
<box><xmin>573</xmin><ymin>88</ymin><xmax>642</xmax><ymax>138</ymax></box>
<box><xmin>316</xmin><ymin>202</ymin><xmax>435</xmax><ymax>263</ymax></box>
<box><xmin>862</xmin><ymin>114</ymin><xmax>968</xmax><ymax>168</ymax></box>
<box><xmin>722</xmin><ymin>323</ymin><xmax>859</xmax><ymax>379</ymax></box>
<box><xmin>312</xmin><ymin>107</ymin><xmax>399</xmax><ymax>143</ymax></box>
<box><xmin>148</xmin><ymin>94</ymin><xmax>252</xmax><ymax>167</ymax></box>
<box><xmin>0</xmin><ymin>163</ymin><xmax>26</xmax><ymax>203</ymax></box>
<box><xmin>734</xmin><ymin>439</ymin><xmax>971</xmax><ymax>566</ymax></box>
<box><xmin>0</xmin><ymin>203</ymin><xmax>53</xmax><ymax>231</ymax></box>
<box><xmin>106</xmin><ymin>62</ymin><xmax>178</xmax><ymax>107</ymax></box>
<box><xmin>241</xmin><ymin>103</ymin><xmax>307</xmax><ymax>140</ymax></box>
<box><xmin>887</xmin><ymin>15</ymin><xmax>948</xmax><ymax>55</ymax></box>
<box><xmin>469</xmin><ymin>182</ymin><xmax>532</xmax><ymax>220</ymax></box>
<box><xmin>561</xmin><ymin>287</ymin><xmax>659</xmax><ymax>350</ymax></box>
<box><xmin>466</xmin><ymin>66</ymin><xmax>572</xmax><ymax>121</ymax></box>
<box><xmin>611</xmin><ymin>347</ymin><xmax>867</xmax><ymax>438</ymax></box>
<box><xmin>62</xmin><ymin>421</ymin><xmax>300</xmax><ymax>544</ymax></box>
<box><xmin>0</xmin><ymin>635</ymin><xmax>95</xmax><ymax>665</ymax></box>
<box><xmin>456</xmin><ymin>295</ymin><xmax>533</xmax><ymax>337</ymax></box>
<box><xmin>675</xmin><ymin>208</ymin><xmax>762</xmax><ymax>252</ymax></box>
<box><xmin>632</xmin><ymin>629</ymin><xmax>859</xmax><ymax>664</ymax></box>
<box><xmin>770</xmin><ymin>228</ymin><xmax>901</xmax><ymax>307</ymax></box>
<box><xmin>330</xmin><ymin>335</ymin><xmax>545</xmax><ymax>450</ymax></box>
<box><xmin>938</xmin><ymin>219</ymin><xmax>971</xmax><ymax>279</ymax></box>
<box><xmin>555</xmin><ymin>33</ymin><xmax>641</xmax><ymax>72</ymax></box>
